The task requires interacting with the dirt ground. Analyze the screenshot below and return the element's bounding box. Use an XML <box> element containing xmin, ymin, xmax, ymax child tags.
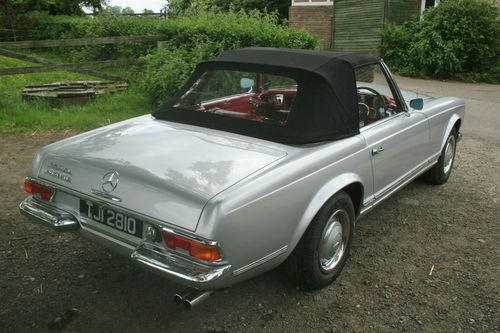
<box><xmin>1</xmin><ymin>78</ymin><xmax>499</xmax><ymax>332</ymax></box>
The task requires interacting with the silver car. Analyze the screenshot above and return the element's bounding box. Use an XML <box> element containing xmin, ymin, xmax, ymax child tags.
<box><xmin>20</xmin><ymin>48</ymin><xmax>464</xmax><ymax>309</ymax></box>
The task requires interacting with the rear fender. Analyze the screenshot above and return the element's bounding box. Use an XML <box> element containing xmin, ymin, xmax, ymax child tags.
<box><xmin>287</xmin><ymin>173</ymin><xmax>363</xmax><ymax>254</ymax></box>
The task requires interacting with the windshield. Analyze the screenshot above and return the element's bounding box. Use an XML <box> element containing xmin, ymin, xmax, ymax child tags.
<box><xmin>173</xmin><ymin>70</ymin><xmax>297</xmax><ymax>126</ymax></box>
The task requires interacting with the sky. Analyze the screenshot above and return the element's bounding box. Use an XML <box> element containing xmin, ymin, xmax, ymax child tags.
<box><xmin>105</xmin><ymin>0</ymin><xmax>166</xmax><ymax>13</ymax></box>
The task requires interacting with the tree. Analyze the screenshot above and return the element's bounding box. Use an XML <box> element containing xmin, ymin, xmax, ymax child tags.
<box><xmin>30</xmin><ymin>0</ymin><xmax>105</xmax><ymax>15</ymax></box>
<box><xmin>0</xmin><ymin>0</ymin><xmax>105</xmax><ymax>17</ymax></box>
<box><xmin>380</xmin><ymin>0</ymin><xmax>500</xmax><ymax>78</ymax></box>
<box><xmin>166</xmin><ymin>0</ymin><xmax>289</xmax><ymax>20</ymax></box>
<box><xmin>214</xmin><ymin>0</ymin><xmax>289</xmax><ymax>20</ymax></box>
<box><xmin>142</xmin><ymin>8</ymin><xmax>154</xmax><ymax>14</ymax></box>
<box><xmin>0</xmin><ymin>0</ymin><xmax>30</xmax><ymax>41</ymax></box>
<box><xmin>166</xmin><ymin>0</ymin><xmax>192</xmax><ymax>18</ymax></box>
<box><xmin>101</xmin><ymin>5</ymin><xmax>122</xmax><ymax>15</ymax></box>
<box><xmin>121</xmin><ymin>6</ymin><xmax>134</xmax><ymax>14</ymax></box>
<box><xmin>0</xmin><ymin>0</ymin><xmax>106</xmax><ymax>40</ymax></box>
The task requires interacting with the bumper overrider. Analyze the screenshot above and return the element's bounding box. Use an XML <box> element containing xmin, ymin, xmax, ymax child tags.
<box><xmin>19</xmin><ymin>195</ymin><xmax>232</xmax><ymax>290</ymax></box>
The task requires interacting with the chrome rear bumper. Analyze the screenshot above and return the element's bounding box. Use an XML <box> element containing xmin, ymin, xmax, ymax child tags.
<box><xmin>19</xmin><ymin>196</ymin><xmax>79</xmax><ymax>231</ymax></box>
<box><xmin>19</xmin><ymin>195</ymin><xmax>233</xmax><ymax>290</ymax></box>
<box><xmin>131</xmin><ymin>243</ymin><xmax>232</xmax><ymax>289</ymax></box>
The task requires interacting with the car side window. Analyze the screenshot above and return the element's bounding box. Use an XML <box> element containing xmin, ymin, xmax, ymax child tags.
<box><xmin>356</xmin><ymin>64</ymin><xmax>402</xmax><ymax>128</ymax></box>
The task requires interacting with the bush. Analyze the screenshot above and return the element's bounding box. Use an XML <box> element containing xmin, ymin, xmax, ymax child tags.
<box><xmin>141</xmin><ymin>10</ymin><xmax>318</xmax><ymax>105</ymax></box>
<box><xmin>28</xmin><ymin>13</ymin><xmax>164</xmax><ymax>61</ymax></box>
<box><xmin>141</xmin><ymin>40</ymin><xmax>225</xmax><ymax>105</ymax></box>
<box><xmin>167</xmin><ymin>0</ymin><xmax>289</xmax><ymax>21</ymax></box>
<box><xmin>27</xmin><ymin>10</ymin><xmax>317</xmax><ymax>62</ymax></box>
<box><xmin>380</xmin><ymin>0</ymin><xmax>500</xmax><ymax>79</ymax></box>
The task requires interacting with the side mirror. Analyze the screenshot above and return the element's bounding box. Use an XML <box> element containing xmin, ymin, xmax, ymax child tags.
<box><xmin>240</xmin><ymin>78</ymin><xmax>254</xmax><ymax>89</ymax></box>
<box><xmin>409</xmin><ymin>98</ymin><xmax>424</xmax><ymax>110</ymax></box>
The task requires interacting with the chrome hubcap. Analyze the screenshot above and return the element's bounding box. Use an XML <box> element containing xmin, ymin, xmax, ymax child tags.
<box><xmin>319</xmin><ymin>209</ymin><xmax>350</xmax><ymax>273</ymax></box>
<box><xmin>443</xmin><ymin>135</ymin><xmax>456</xmax><ymax>175</ymax></box>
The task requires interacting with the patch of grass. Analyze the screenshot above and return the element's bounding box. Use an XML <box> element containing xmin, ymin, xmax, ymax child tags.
<box><xmin>0</xmin><ymin>55</ymin><xmax>151</xmax><ymax>134</ymax></box>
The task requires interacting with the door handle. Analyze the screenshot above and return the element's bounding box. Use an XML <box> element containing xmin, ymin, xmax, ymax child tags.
<box><xmin>371</xmin><ymin>147</ymin><xmax>384</xmax><ymax>155</ymax></box>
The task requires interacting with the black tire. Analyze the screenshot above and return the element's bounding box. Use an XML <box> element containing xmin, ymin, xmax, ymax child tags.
<box><xmin>423</xmin><ymin>128</ymin><xmax>457</xmax><ymax>185</ymax></box>
<box><xmin>285</xmin><ymin>191</ymin><xmax>355</xmax><ymax>290</ymax></box>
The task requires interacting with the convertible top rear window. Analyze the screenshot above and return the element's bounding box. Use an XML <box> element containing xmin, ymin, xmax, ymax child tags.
<box><xmin>173</xmin><ymin>70</ymin><xmax>298</xmax><ymax>127</ymax></box>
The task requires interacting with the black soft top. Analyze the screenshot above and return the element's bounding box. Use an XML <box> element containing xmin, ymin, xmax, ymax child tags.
<box><xmin>153</xmin><ymin>47</ymin><xmax>381</xmax><ymax>144</ymax></box>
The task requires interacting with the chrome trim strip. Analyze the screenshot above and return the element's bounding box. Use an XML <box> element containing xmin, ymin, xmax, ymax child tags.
<box><xmin>131</xmin><ymin>243</ymin><xmax>232</xmax><ymax>288</ymax></box>
<box><xmin>423</xmin><ymin>105</ymin><xmax>462</xmax><ymax>123</ymax></box>
<box><xmin>375</xmin><ymin>157</ymin><xmax>433</xmax><ymax>200</ymax></box>
<box><xmin>359</xmin><ymin>112</ymin><xmax>407</xmax><ymax>133</ymax></box>
<box><xmin>161</xmin><ymin>227</ymin><xmax>218</xmax><ymax>247</ymax></box>
<box><xmin>233</xmin><ymin>245</ymin><xmax>288</xmax><ymax>276</ymax></box>
<box><xmin>161</xmin><ymin>227</ymin><xmax>227</xmax><ymax>264</ymax></box>
<box><xmin>361</xmin><ymin>113</ymin><xmax>429</xmax><ymax>144</ymax></box>
<box><xmin>19</xmin><ymin>196</ymin><xmax>79</xmax><ymax>231</ymax></box>
<box><xmin>381</xmin><ymin>61</ymin><xmax>408</xmax><ymax>112</ymax></box>
<box><xmin>359</xmin><ymin>159</ymin><xmax>435</xmax><ymax>216</ymax></box>
<box><xmin>90</xmin><ymin>189</ymin><xmax>122</xmax><ymax>202</ymax></box>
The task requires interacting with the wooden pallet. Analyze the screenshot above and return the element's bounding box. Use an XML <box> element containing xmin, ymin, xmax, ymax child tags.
<box><xmin>22</xmin><ymin>81</ymin><xmax>128</xmax><ymax>106</ymax></box>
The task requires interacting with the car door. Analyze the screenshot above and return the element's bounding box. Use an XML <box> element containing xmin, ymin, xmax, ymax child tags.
<box><xmin>356</xmin><ymin>63</ymin><xmax>430</xmax><ymax>199</ymax></box>
<box><xmin>361</xmin><ymin>112</ymin><xmax>429</xmax><ymax>199</ymax></box>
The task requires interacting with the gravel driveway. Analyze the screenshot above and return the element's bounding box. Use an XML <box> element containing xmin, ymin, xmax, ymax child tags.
<box><xmin>1</xmin><ymin>77</ymin><xmax>498</xmax><ymax>332</ymax></box>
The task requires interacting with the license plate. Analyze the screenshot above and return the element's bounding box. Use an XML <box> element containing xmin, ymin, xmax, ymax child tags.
<box><xmin>80</xmin><ymin>200</ymin><xmax>143</xmax><ymax>238</ymax></box>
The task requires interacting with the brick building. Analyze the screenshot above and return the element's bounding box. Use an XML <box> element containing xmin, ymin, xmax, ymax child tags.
<box><xmin>289</xmin><ymin>0</ymin><xmax>438</xmax><ymax>54</ymax></box>
<box><xmin>289</xmin><ymin>0</ymin><xmax>334</xmax><ymax>50</ymax></box>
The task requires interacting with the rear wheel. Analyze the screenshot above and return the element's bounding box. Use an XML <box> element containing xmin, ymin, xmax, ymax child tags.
<box><xmin>286</xmin><ymin>191</ymin><xmax>355</xmax><ymax>290</ymax></box>
<box><xmin>423</xmin><ymin>128</ymin><xmax>457</xmax><ymax>185</ymax></box>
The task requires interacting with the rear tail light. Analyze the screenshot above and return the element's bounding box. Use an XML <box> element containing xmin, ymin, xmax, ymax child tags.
<box><xmin>162</xmin><ymin>230</ymin><xmax>221</xmax><ymax>262</ymax></box>
<box><xmin>24</xmin><ymin>179</ymin><xmax>53</xmax><ymax>200</ymax></box>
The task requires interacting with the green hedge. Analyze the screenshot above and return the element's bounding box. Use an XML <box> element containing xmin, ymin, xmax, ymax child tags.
<box><xmin>379</xmin><ymin>0</ymin><xmax>499</xmax><ymax>81</ymax></box>
<box><xmin>27</xmin><ymin>13</ymin><xmax>165</xmax><ymax>61</ymax></box>
<box><xmin>27</xmin><ymin>10</ymin><xmax>317</xmax><ymax>62</ymax></box>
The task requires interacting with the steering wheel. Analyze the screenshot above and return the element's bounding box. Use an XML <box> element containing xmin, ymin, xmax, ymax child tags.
<box><xmin>357</xmin><ymin>87</ymin><xmax>387</xmax><ymax>106</ymax></box>
<box><xmin>357</xmin><ymin>86</ymin><xmax>388</xmax><ymax>120</ymax></box>
<box><xmin>357</xmin><ymin>86</ymin><xmax>382</xmax><ymax>97</ymax></box>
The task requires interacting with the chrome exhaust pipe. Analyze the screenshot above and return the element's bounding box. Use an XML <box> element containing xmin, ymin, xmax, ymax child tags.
<box><xmin>182</xmin><ymin>290</ymin><xmax>214</xmax><ymax>310</ymax></box>
<box><xmin>173</xmin><ymin>288</ymin><xmax>195</xmax><ymax>305</ymax></box>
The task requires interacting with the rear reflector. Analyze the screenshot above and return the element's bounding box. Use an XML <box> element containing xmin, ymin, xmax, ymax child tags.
<box><xmin>162</xmin><ymin>230</ymin><xmax>221</xmax><ymax>262</ymax></box>
<box><xmin>24</xmin><ymin>179</ymin><xmax>52</xmax><ymax>200</ymax></box>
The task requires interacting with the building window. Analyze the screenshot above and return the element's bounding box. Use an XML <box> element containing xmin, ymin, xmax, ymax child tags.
<box><xmin>421</xmin><ymin>0</ymin><xmax>440</xmax><ymax>13</ymax></box>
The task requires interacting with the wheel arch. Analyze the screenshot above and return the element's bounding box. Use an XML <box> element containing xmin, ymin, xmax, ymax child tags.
<box><xmin>440</xmin><ymin>114</ymin><xmax>462</xmax><ymax>150</ymax></box>
<box><xmin>286</xmin><ymin>173</ymin><xmax>364</xmax><ymax>255</ymax></box>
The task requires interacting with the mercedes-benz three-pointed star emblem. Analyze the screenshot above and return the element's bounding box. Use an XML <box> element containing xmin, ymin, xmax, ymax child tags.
<box><xmin>101</xmin><ymin>171</ymin><xmax>119</xmax><ymax>193</ymax></box>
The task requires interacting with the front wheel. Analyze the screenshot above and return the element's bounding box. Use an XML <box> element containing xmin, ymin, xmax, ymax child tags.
<box><xmin>423</xmin><ymin>128</ymin><xmax>457</xmax><ymax>185</ymax></box>
<box><xmin>285</xmin><ymin>191</ymin><xmax>355</xmax><ymax>290</ymax></box>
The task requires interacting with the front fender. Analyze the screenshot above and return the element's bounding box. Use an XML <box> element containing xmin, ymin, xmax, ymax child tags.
<box><xmin>440</xmin><ymin>113</ymin><xmax>462</xmax><ymax>150</ymax></box>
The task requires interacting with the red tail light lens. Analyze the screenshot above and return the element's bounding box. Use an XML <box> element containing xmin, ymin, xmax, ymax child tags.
<box><xmin>24</xmin><ymin>179</ymin><xmax>52</xmax><ymax>200</ymax></box>
<box><xmin>162</xmin><ymin>230</ymin><xmax>221</xmax><ymax>262</ymax></box>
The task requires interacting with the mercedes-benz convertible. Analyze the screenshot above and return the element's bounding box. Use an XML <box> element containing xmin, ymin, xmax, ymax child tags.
<box><xmin>20</xmin><ymin>48</ymin><xmax>464</xmax><ymax>309</ymax></box>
